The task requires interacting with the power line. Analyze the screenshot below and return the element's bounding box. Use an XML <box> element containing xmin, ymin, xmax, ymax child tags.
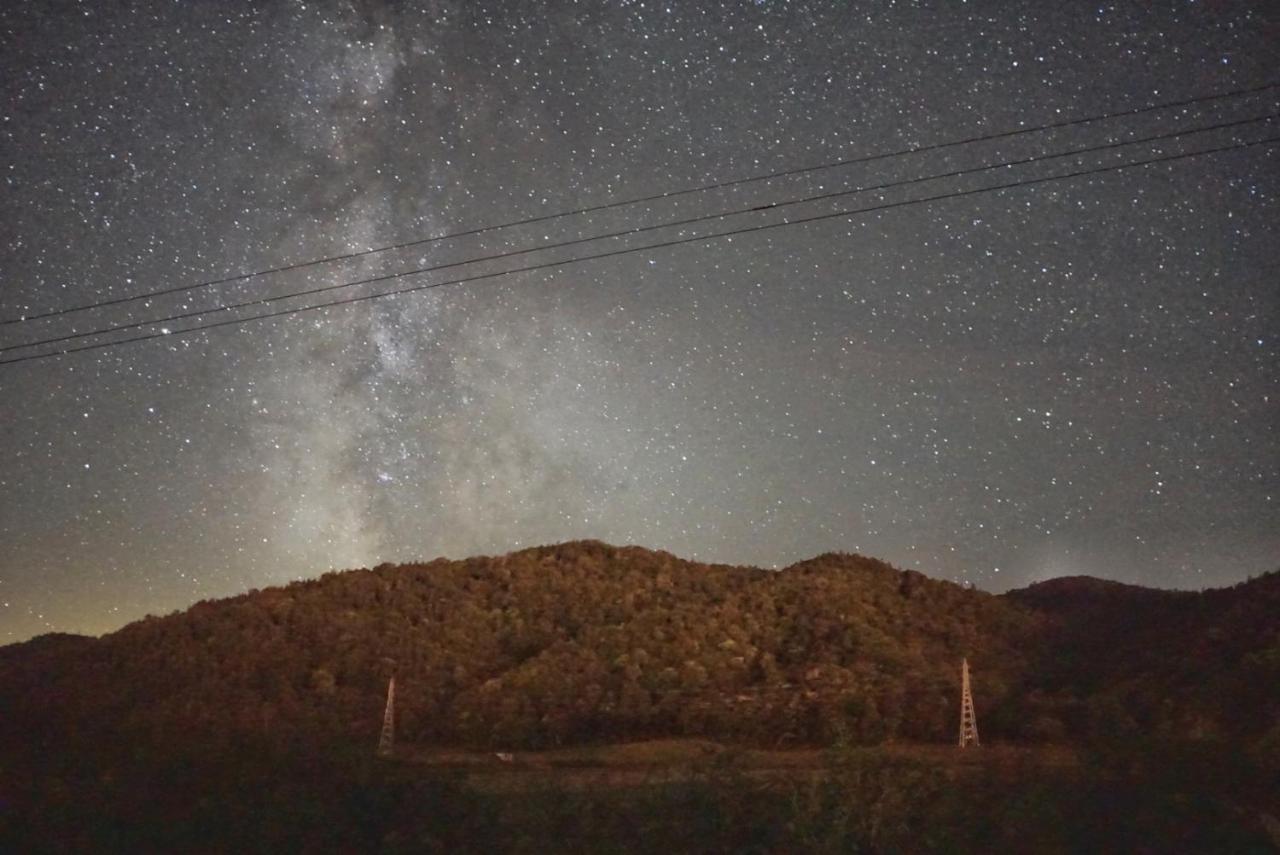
<box><xmin>2</xmin><ymin>81</ymin><xmax>1276</xmax><ymax>327</ymax></box>
<box><xmin>3</xmin><ymin>133</ymin><xmax>1273</xmax><ymax>368</ymax></box>
<box><xmin>4</xmin><ymin>111</ymin><xmax>1275</xmax><ymax>356</ymax></box>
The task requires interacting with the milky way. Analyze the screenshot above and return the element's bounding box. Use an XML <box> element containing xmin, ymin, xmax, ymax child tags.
<box><xmin>2</xmin><ymin>1</ymin><xmax>1277</xmax><ymax>642</ymax></box>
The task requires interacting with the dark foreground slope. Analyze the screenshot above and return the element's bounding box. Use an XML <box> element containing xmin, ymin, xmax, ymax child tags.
<box><xmin>1</xmin><ymin>541</ymin><xmax>1276</xmax><ymax>853</ymax></box>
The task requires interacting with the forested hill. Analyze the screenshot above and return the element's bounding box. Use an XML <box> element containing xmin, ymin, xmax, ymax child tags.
<box><xmin>1006</xmin><ymin>569</ymin><xmax>1280</xmax><ymax>745</ymax></box>
<box><xmin>1</xmin><ymin>541</ymin><xmax>1276</xmax><ymax>757</ymax></box>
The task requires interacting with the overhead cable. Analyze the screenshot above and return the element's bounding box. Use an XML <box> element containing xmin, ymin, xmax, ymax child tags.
<box><xmin>2</xmin><ymin>133</ymin><xmax>1274</xmax><ymax>367</ymax></box>
<box><xmin>3</xmin><ymin>111</ymin><xmax>1274</xmax><ymax>357</ymax></box>
<box><xmin>2</xmin><ymin>81</ymin><xmax>1275</xmax><ymax>327</ymax></box>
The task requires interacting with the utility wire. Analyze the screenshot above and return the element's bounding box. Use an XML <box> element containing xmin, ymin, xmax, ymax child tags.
<box><xmin>4</xmin><ymin>111</ymin><xmax>1275</xmax><ymax>356</ymax></box>
<box><xmin>2</xmin><ymin>81</ymin><xmax>1276</xmax><ymax>327</ymax></box>
<box><xmin>3</xmin><ymin>133</ymin><xmax>1274</xmax><ymax>368</ymax></box>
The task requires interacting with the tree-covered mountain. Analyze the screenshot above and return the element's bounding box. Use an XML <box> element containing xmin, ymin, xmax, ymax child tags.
<box><xmin>1007</xmin><ymin>570</ymin><xmax>1280</xmax><ymax>747</ymax></box>
<box><xmin>2</xmin><ymin>540</ymin><xmax>1275</xmax><ymax>757</ymax></box>
<box><xmin>2</xmin><ymin>542</ymin><xmax>1277</xmax><ymax>853</ymax></box>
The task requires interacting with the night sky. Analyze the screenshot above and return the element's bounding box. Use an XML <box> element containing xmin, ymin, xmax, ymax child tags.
<box><xmin>2</xmin><ymin>1</ymin><xmax>1277</xmax><ymax>643</ymax></box>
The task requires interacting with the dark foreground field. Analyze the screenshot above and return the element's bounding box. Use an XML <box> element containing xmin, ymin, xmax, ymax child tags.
<box><xmin>4</xmin><ymin>735</ymin><xmax>1276</xmax><ymax>854</ymax></box>
<box><xmin>398</xmin><ymin>737</ymin><xmax>1075</xmax><ymax>791</ymax></box>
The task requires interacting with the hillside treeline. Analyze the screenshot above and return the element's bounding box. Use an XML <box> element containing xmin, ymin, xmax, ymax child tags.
<box><xmin>2</xmin><ymin>540</ymin><xmax>1276</xmax><ymax>760</ymax></box>
<box><xmin>0</xmin><ymin>543</ymin><xmax>1035</xmax><ymax>753</ymax></box>
<box><xmin>3</xmin><ymin>541</ymin><xmax>1279</xmax><ymax>853</ymax></box>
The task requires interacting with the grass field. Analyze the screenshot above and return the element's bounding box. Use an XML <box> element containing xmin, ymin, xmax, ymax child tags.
<box><xmin>394</xmin><ymin>738</ymin><xmax>1078</xmax><ymax>791</ymax></box>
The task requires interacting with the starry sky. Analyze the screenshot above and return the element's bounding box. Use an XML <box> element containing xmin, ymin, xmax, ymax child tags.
<box><xmin>2</xmin><ymin>0</ymin><xmax>1277</xmax><ymax>643</ymax></box>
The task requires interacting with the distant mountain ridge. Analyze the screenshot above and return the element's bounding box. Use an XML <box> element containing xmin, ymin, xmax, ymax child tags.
<box><xmin>1</xmin><ymin>541</ymin><xmax>1276</xmax><ymax>758</ymax></box>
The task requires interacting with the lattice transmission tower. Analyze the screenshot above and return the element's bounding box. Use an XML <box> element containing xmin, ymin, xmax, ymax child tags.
<box><xmin>958</xmin><ymin>658</ymin><xmax>979</xmax><ymax>748</ymax></box>
<box><xmin>377</xmin><ymin>676</ymin><xmax>396</xmax><ymax>757</ymax></box>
